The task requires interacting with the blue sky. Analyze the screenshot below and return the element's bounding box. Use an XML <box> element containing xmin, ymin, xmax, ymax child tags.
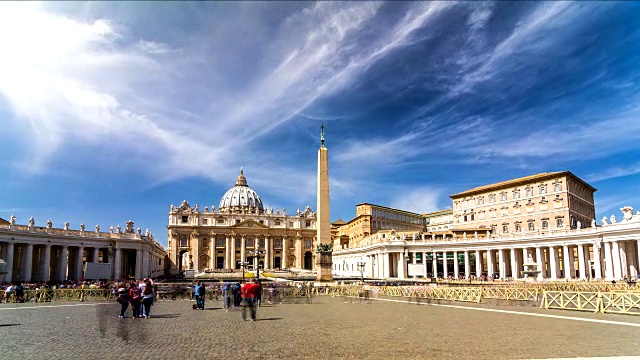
<box><xmin>1</xmin><ymin>2</ymin><xmax>640</xmax><ymax>247</ymax></box>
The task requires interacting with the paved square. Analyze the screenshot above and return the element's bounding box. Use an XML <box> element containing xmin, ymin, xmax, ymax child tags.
<box><xmin>1</xmin><ymin>296</ymin><xmax>639</xmax><ymax>359</ymax></box>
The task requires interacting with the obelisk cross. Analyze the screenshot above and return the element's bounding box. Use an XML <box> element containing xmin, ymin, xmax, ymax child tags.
<box><xmin>320</xmin><ymin>124</ymin><xmax>325</xmax><ymax>148</ymax></box>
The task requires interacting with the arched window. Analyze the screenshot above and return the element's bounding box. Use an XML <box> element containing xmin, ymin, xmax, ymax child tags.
<box><xmin>305</xmin><ymin>239</ymin><xmax>312</xmax><ymax>249</ymax></box>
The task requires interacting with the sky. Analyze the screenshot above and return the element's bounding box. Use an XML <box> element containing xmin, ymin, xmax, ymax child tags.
<box><xmin>1</xmin><ymin>1</ymin><xmax>640</xmax><ymax>247</ymax></box>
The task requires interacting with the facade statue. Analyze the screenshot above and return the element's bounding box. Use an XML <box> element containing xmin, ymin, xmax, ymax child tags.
<box><xmin>576</xmin><ymin>221</ymin><xmax>581</xmax><ymax>229</ymax></box>
<box><xmin>591</xmin><ymin>219</ymin><xmax>596</xmax><ymax>228</ymax></box>
<box><xmin>125</xmin><ymin>220</ymin><xmax>134</xmax><ymax>234</ymax></box>
<box><xmin>137</xmin><ymin>227</ymin><xmax>142</xmax><ymax>236</ymax></box>
<box><xmin>28</xmin><ymin>217</ymin><xmax>34</xmax><ymax>226</ymax></box>
<box><xmin>195</xmin><ymin>204</ymin><xmax>199</xmax><ymax>212</ymax></box>
<box><xmin>64</xmin><ymin>221</ymin><xmax>70</xmax><ymax>230</ymax></box>
<box><xmin>145</xmin><ymin>229</ymin><xmax>150</xmax><ymax>237</ymax></box>
<box><xmin>170</xmin><ymin>204</ymin><xmax>175</xmax><ymax>212</ymax></box>
<box><xmin>80</xmin><ymin>223</ymin><xmax>85</xmax><ymax>232</ymax></box>
<box><xmin>297</xmin><ymin>208</ymin><xmax>301</xmax><ymax>216</ymax></box>
<box><xmin>9</xmin><ymin>215</ymin><xmax>16</xmax><ymax>225</ymax></box>
<box><xmin>602</xmin><ymin>216</ymin><xmax>608</xmax><ymax>225</ymax></box>
<box><xmin>109</xmin><ymin>225</ymin><xmax>114</xmax><ymax>234</ymax></box>
<box><xmin>282</xmin><ymin>209</ymin><xmax>286</xmax><ymax>216</ymax></box>
<box><xmin>46</xmin><ymin>220</ymin><xmax>52</xmax><ymax>229</ymax></box>
<box><xmin>610</xmin><ymin>215</ymin><xmax>616</xmax><ymax>224</ymax></box>
<box><xmin>189</xmin><ymin>261</ymin><xmax>194</xmax><ymax>270</ymax></box>
<box><xmin>463</xmin><ymin>232</ymin><xmax>467</xmax><ymax>240</ymax></box>
<box><xmin>116</xmin><ymin>224</ymin><xmax>121</xmax><ymax>233</ymax></box>
<box><xmin>474</xmin><ymin>231</ymin><xmax>478</xmax><ymax>239</ymax></box>
<box><xmin>204</xmin><ymin>206</ymin><xmax>208</xmax><ymax>213</ymax></box>
<box><xmin>95</xmin><ymin>224</ymin><xmax>100</xmax><ymax>233</ymax></box>
<box><xmin>621</xmin><ymin>206</ymin><xmax>634</xmax><ymax>222</ymax></box>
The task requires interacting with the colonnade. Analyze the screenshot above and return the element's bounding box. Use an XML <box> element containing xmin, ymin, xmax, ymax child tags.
<box><xmin>334</xmin><ymin>239</ymin><xmax>640</xmax><ymax>281</ymax></box>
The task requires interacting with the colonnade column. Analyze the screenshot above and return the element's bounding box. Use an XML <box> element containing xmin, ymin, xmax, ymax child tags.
<box><xmin>510</xmin><ymin>248</ymin><xmax>518</xmax><ymax>279</ymax></box>
<box><xmin>577</xmin><ymin>244</ymin><xmax>586</xmax><ymax>280</ymax></box>
<box><xmin>432</xmin><ymin>251</ymin><xmax>437</xmax><ymax>278</ymax></box>
<box><xmin>423</xmin><ymin>252</ymin><xmax>428</xmax><ymax>279</ymax></box>
<box><xmin>453</xmin><ymin>251</ymin><xmax>460</xmax><ymax>279</ymax></box>
<box><xmin>41</xmin><ymin>245</ymin><xmax>51</xmax><ymax>282</ymax></box>
<box><xmin>611</xmin><ymin>241</ymin><xmax>622</xmax><ymax>279</ymax></box>
<box><xmin>442</xmin><ymin>251</ymin><xmax>448</xmax><ymax>279</ymax></box>
<box><xmin>562</xmin><ymin>245</ymin><xmax>571</xmax><ymax>279</ymax></box>
<box><xmin>535</xmin><ymin>247</ymin><xmax>544</xmax><ymax>280</ymax></box>
<box><xmin>637</xmin><ymin>240</ymin><xmax>640</xmax><ymax>278</ymax></box>
<box><xmin>627</xmin><ymin>242</ymin><xmax>638</xmax><ymax>278</ymax></box>
<box><xmin>383</xmin><ymin>252</ymin><xmax>390</xmax><ymax>278</ymax></box>
<box><xmin>603</xmin><ymin>242</ymin><xmax>613</xmax><ymax>280</ymax></box>
<box><xmin>593</xmin><ymin>243</ymin><xmax>602</xmax><ymax>279</ymax></box>
<box><xmin>464</xmin><ymin>250</ymin><xmax>470</xmax><ymax>279</ymax></box>
<box><xmin>135</xmin><ymin>248</ymin><xmax>142</xmax><ymax>279</ymax></box>
<box><xmin>498</xmin><ymin>249</ymin><xmax>505</xmax><ymax>279</ymax></box>
<box><xmin>23</xmin><ymin>244</ymin><xmax>33</xmax><ymax>283</ymax></box>
<box><xmin>548</xmin><ymin>246</ymin><xmax>557</xmax><ymax>280</ymax></box>
<box><xmin>59</xmin><ymin>246</ymin><xmax>68</xmax><ymax>281</ymax></box>
<box><xmin>4</xmin><ymin>242</ymin><xmax>14</xmax><ymax>282</ymax></box>
<box><xmin>619</xmin><ymin>242</ymin><xmax>629</xmax><ymax>278</ymax></box>
<box><xmin>398</xmin><ymin>251</ymin><xmax>406</xmax><ymax>279</ymax></box>
<box><xmin>475</xmin><ymin>250</ymin><xmax>482</xmax><ymax>278</ymax></box>
<box><xmin>113</xmin><ymin>246</ymin><xmax>121</xmax><ymax>280</ymax></box>
<box><xmin>486</xmin><ymin>250</ymin><xmax>494</xmax><ymax>278</ymax></box>
<box><xmin>93</xmin><ymin>248</ymin><xmax>100</xmax><ymax>263</ymax></box>
<box><xmin>77</xmin><ymin>246</ymin><xmax>85</xmax><ymax>281</ymax></box>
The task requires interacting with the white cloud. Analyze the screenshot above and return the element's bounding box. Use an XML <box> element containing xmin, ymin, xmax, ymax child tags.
<box><xmin>587</xmin><ymin>162</ymin><xmax>640</xmax><ymax>183</ymax></box>
<box><xmin>388</xmin><ymin>186</ymin><xmax>443</xmax><ymax>214</ymax></box>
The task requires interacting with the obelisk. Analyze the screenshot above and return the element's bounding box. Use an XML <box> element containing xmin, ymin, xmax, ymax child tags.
<box><xmin>316</xmin><ymin>124</ymin><xmax>333</xmax><ymax>282</ymax></box>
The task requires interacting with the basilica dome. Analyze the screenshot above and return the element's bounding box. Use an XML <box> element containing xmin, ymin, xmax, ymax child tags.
<box><xmin>218</xmin><ymin>168</ymin><xmax>264</xmax><ymax>213</ymax></box>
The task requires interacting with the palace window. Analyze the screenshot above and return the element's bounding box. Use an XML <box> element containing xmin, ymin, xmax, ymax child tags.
<box><xmin>502</xmin><ymin>224</ymin><xmax>509</xmax><ymax>233</ymax></box>
<box><xmin>500</xmin><ymin>192</ymin><xmax>507</xmax><ymax>201</ymax></box>
<box><xmin>202</xmin><ymin>218</ymin><xmax>208</xmax><ymax>225</ymax></box>
<box><xmin>539</xmin><ymin>184</ymin><xmax>547</xmax><ymax>195</ymax></box>
<box><xmin>489</xmin><ymin>194</ymin><xmax>495</xmax><ymax>203</ymax></box>
<box><xmin>181</xmin><ymin>216</ymin><xmax>188</xmax><ymax>224</ymax></box>
<box><xmin>217</xmin><ymin>218</ymin><xmax>224</xmax><ymax>224</ymax></box>
<box><xmin>259</xmin><ymin>239</ymin><xmax>265</xmax><ymax>247</ymax></box>
<box><xmin>305</xmin><ymin>240</ymin><xmax>312</xmax><ymax>249</ymax></box>
<box><xmin>513</xmin><ymin>189</ymin><xmax>520</xmax><ymax>199</ymax></box>
<box><xmin>202</xmin><ymin>238</ymin><xmax>208</xmax><ymax>248</ymax></box>
<box><xmin>541</xmin><ymin>219</ymin><xmax>549</xmax><ymax>229</ymax></box>
<box><xmin>525</xmin><ymin>187</ymin><xmax>533</xmax><ymax>197</ymax></box>
<box><xmin>289</xmin><ymin>221</ymin><xmax>294</xmax><ymax>227</ymax></box>
<box><xmin>274</xmin><ymin>239</ymin><xmax>281</xmax><ymax>247</ymax></box>
<box><xmin>180</xmin><ymin>237</ymin><xmax>188</xmax><ymax>247</ymax></box>
<box><xmin>478</xmin><ymin>197</ymin><xmax>484</xmax><ymax>205</ymax></box>
<box><xmin>489</xmin><ymin>209</ymin><xmax>496</xmax><ymax>218</ymax></box>
<box><xmin>274</xmin><ymin>220</ymin><xmax>281</xmax><ymax>226</ymax></box>
<box><xmin>247</xmin><ymin>239</ymin><xmax>254</xmax><ymax>247</ymax></box>
<box><xmin>556</xmin><ymin>217</ymin><xmax>564</xmax><ymax>228</ymax></box>
<box><xmin>478</xmin><ymin>211</ymin><xmax>485</xmax><ymax>220</ymax></box>
<box><xmin>513</xmin><ymin>202</ymin><xmax>521</xmax><ymax>215</ymax></box>
<box><xmin>515</xmin><ymin>223</ymin><xmax>521</xmax><ymax>232</ymax></box>
<box><xmin>553</xmin><ymin>181</ymin><xmax>562</xmax><ymax>192</ymax></box>
<box><xmin>528</xmin><ymin>222</ymin><xmax>535</xmax><ymax>231</ymax></box>
<box><xmin>490</xmin><ymin>225</ymin><xmax>497</xmax><ymax>233</ymax></box>
<box><xmin>500</xmin><ymin>208</ymin><xmax>508</xmax><ymax>216</ymax></box>
<box><xmin>217</xmin><ymin>238</ymin><xmax>224</xmax><ymax>246</ymax></box>
<box><xmin>306</xmin><ymin>220</ymin><xmax>311</xmax><ymax>227</ymax></box>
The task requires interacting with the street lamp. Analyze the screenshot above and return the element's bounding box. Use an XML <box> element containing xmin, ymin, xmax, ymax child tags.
<box><xmin>247</xmin><ymin>250</ymin><xmax>265</xmax><ymax>281</ymax></box>
<box><xmin>239</xmin><ymin>261</ymin><xmax>249</xmax><ymax>283</ymax></box>
<box><xmin>356</xmin><ymin>261</ymin><xmax>366</xmax><ymax>284</ymax></box>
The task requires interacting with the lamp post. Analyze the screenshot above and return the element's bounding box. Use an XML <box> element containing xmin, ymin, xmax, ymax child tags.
<box><xmin>239</xmin><ymin>261</ymin><xmax>249</xmax><ymax>283</ymax></box>
<box><xmin>248</xmin><ymin>250</ymin><xmax>265</xmax><ymax>281</ymax></box>
<box><xmin>356</xmin><ymin>261</ymin><xmax>366</xmax><ymax>284</ymax></box>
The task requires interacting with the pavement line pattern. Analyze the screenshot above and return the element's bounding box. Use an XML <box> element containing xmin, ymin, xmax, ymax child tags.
<box><xmin>366</xmin><ymin>297</ymin><xmax>640</xmax><ymax>328</ymax></box>
<box><xmin>0</xmin><ymin>303</ymin><xmax>112</xmax><ymax>311</ymax></box>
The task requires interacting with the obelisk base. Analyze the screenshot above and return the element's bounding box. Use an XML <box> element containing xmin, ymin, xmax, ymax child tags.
<box><xmin>316</xmin><ymin>252</ymin><xmax>334</xmax><ymax>282</ymax></box>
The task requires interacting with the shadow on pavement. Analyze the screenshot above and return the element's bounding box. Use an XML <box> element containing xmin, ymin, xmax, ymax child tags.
<box><xmin>203</xmin><ymin>307</ymin><xmax>223</xmax><ymax>310</ymax></box>
<box><xmin>150</xmin><ymin>313</ymin><xmax>180</xmax><ymax>318</ymax></box>
<box><xmin>255</xmin><ymin>317</ymin><xmax>283</xmax><ymax>321</ymax></box>
<box><xmin>0</xmin><ymin>324</ymin><xmax>20</xmax><ymax>327</ymax></box>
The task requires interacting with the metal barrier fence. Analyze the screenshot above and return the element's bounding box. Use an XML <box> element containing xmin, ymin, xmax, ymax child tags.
<box><xmin>3</xmin><ymin>289</ymin><xmax>114</xmax><ymax>303</ymax></box>
<box><xmin>540</xmin><ymin>290</ymin><xmax>640</xmax><ymax>315</ymax></box>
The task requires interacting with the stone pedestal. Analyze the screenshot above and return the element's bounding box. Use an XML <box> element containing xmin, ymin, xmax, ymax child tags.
<box><xmin>316</xmin><ymin>252</ymin><xmax>333</xmax><ymax>282</ymax></box>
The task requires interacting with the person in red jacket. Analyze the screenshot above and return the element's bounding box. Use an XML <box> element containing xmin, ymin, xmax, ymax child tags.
<box><xmin>241</xmin><ymin>279</ymin><xmax>260</xmax><ymax>321</ymax></box>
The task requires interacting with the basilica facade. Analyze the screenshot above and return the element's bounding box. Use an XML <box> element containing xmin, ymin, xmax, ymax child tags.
<box><xmin>167</xmin><ymin>169</ymin><xmax>319</xmax><ymax>274</ymax></box>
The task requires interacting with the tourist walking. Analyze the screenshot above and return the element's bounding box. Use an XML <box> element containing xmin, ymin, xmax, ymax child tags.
<box><xmin>222</xmin><ymin>282</ymin><xmax>232</xmax><ymax>311</ymax></box>
<box><xmin>241</xmin><ymin>279</ymin><xmax>260</xmax><ymax>321</ymax></box>
<box><xmin>141</xmin><ymin>280</ymin><xmax>154</xmax><ymax>318</ymax></box>
<box><xmin>232</xmin><ymin>282</ymin><xmax>241</xmax><ymax>307</ymax></box>
<box><xmin>194</xmin><ymin>281</ymin><xmax>205</xmax><ymax>310</ymax></box>
<box><xmin>117</xmin><ymin>285</ymin><xmax>130</xmax><ymax>318</ymax></box>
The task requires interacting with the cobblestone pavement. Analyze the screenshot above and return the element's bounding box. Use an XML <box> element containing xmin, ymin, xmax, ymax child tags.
<box><xmin>1</xmin><ymin>296</ymin><xmax>639</xmax><ymax>360</ymax></box>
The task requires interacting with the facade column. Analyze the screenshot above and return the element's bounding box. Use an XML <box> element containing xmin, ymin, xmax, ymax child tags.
<box><xmin>142</xmin><ymin>250</ymin><xmax>149</xmax><ymax>278</ymax></box>
<box><xmin>535</xmin><ymin>247</ymin><xmax>544</xmax><ymax>280</ymax></box>
<box><xmin>59</xmin><ymin>246</ymin><xmax>69</xmax><ymax>281</ymax></box>
<box><xmin>627</xmin><ymin>242</ymin><xmax>638</xmax><ymax>278</ymax></box>
<box><xmin>432</xmin><ymin>251</ymin><xmax>437</xmax><ymax>278</ymax></box>
<box><xmin>230</xmin><ymin>236</ymin><xmax>236</xmax><ymax>270</ymax></box>
<box><xmin>4</xmin><ymin>242</ymin><xmax>14</xmax><ymax>283</ymax></box>
<box><xmin>464</xmin><ymin>250</ymin><xmax>470</xmax><ymax>279</ymax></box>
<box><xmin>265</xmin><ymin>236</ymin><xmax>271</xmax><ymax>270</ymax></box>
<box><xmin>240</xmin><ymin>236</ymin><xmax>247</xmax><ymax>267</ymax></box>
<box><xmin>453</xmin><ymin>251</ymin><xmax>460</xmax><ymax>279</ymax></box>
<box><xmin>22</xmin><ymin>244</ymin><xmax>33</xmax><ymax>283</ymax></box>
<box><xmin>510</xmin><ymin>248</ymin><xmax>518</xmax><ymax>278</ymax></box>
<box><xmin>487</xmin><ymin>250</ymin><xmax>494</xmax><ymax>278</ymax></box>
<box><xmin>637</xmin><ymin>240</ymin><xmax>640</xmax><ymax>278</ymax></box>
<box><xmin>113</xmin><ymin>247</ymin><xmax>121</xmax><ymax>280</ymax></box>
<box><xmin>475</xmin><ymin>250</ymin><xmax>482</xmax><ymax>278</ymax></box>
<box><xmin>442</xmin><ymin>251</ymin><xmax>448</xmax><ymax>279</ymax></box>
<box><xmin>498</xmin><ymin>249</ymin><xmax>505</xmax><ymax>279</ymax></box>
<box><xmin>577</xmin><ymin>244</ymin><xmax>586</xmax><ymax>280</ymax></box>
<box><xmin>281</xmin><ymin>236</ymin><xmax>287</xmax><ymax>269</ymax></box>
<box><xmin>76</xmin><ymin>246</ymin><xmax>85</xmax><ymax>281</ymax></box>
<box><xmin>41</xmin><ymin>245</ymin><xmax>51</xmax><ymax>282</ymax></box>
<box><xmin>593</xmin><ymin>243</ymin><xmax>602</xmax><ymax>279</ymax></box>
<box><xmin>562</xmin><ymin>245</ymin><xmax>571</xmax><ymax>279</ymax></box>
<box><xmin>611</xmin><ymin>241</ymin><xmax>622</xmax><ymax>280</ymax></box>
<box><xmin>398</xmin><ymin>251</ymin><xmax>406</xmax><ymax>279</ymax></box>
<box><xmin>209</xmin><ymin>237</ymin><xmax>215</xmax><ymax>270</ymax></box>
<box><xmin>225</xmin><ymin>236</ymin><xmax>231</xmax><ymax>269</ymax></box>
<box><xmin>93</xmin><ymin>248</ymin><xmax>100</xmax><ymax>263</ymax></box>
<box><xmin>135</xmin><ymin>248</ymin><xmax>142</xmax><ymax>279</ymax></box>
<box><xmin>295</xmin><ymin>237</ymin><xmax>302</xmax><ymax>269</ymax></box>
<box><xmin>548</xmin><ymin>246</ymin><xmax>558</xmax><ymax>280</ymax></box>
<box><xmin>383</xmin><ymin>252</ymin><xmax>390</xmax><ymax>278</ymax></box>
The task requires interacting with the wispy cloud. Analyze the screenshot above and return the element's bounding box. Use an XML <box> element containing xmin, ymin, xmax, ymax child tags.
<box><xmin>587</xmin><ymin>161</ymin><xmax>640</xmax><ymax>183</ymax></box>
<box><xmin>388</xmin><ymin>186</ymin><xmax>443</xmax><ymax>214</ymax></box>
